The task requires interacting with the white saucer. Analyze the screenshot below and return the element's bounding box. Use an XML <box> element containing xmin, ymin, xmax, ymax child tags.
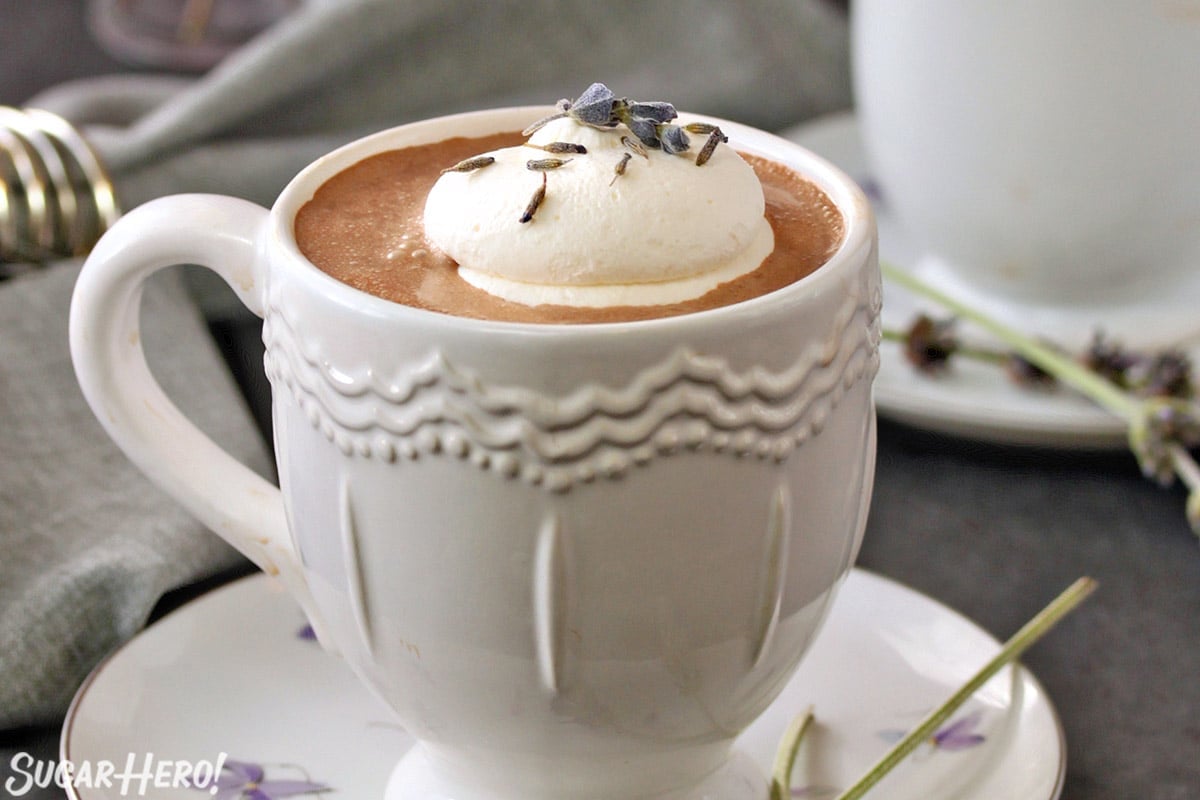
<box><xmin>62</xmin><ymin>570</ymin><xmax>1064</xmax><ymax>800</ymax></box>
<box><xmin>783</xmin><ymin>112</ymin><xmax>1200</xmax><ymax>449</ymax></box>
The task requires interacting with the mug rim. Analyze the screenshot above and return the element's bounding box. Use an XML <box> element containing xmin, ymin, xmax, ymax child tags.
<box><xmin>268</xmin><ymin>105</ymin><xmax>875</xmax><ymax>336</ymax></box>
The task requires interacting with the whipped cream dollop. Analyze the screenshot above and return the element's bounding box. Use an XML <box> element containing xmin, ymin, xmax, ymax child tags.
<box><xmin>422</xmin><ymin>114</ymin><xmax>773</xmax><ymax>308</ymax></box>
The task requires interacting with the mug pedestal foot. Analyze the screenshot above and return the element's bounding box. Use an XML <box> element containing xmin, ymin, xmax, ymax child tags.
<box><xmin>384</xmin><ymin>744</ymin><xmax>768</xmax><ymax>800</ymax></box>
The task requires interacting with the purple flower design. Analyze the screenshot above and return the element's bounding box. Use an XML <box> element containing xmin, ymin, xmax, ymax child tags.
<box><xmin>930</xmin><ymin>710</ymin><xmax>987</xmax><ymax>751</ymax></box>
<box><xmin>297</xmin><ymin>623</ymin><xmax>317</xmax><ymax>641</ymax></box>
<box><xmin>201</xmin><ymin>759</ymin><xmax>329</xmax><ymax>800</ymax></box>
<box><xmin>879</xmin><ymin>709</ymin><xmax>987</xmax><ymax>752</ymax></box>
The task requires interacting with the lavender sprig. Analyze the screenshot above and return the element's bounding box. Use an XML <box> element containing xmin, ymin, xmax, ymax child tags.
<box><xmin>831</xmin><ymin>577</ymin><xmax>1094</xmax><ymax>800</ymax></box>
<box><xmin>884</xmin><ymin>314</ymin><xmax>1059</xmax><ymax>389</ymax></box>
<box><xmin>883</xmin><ymin>261</ymin><xmax>1200</xmax><ymax>537</ymax></box>
<box><xmin>769</xmin><ymin>707</ymin><xmax>814</xmax><ymax>800</ymax></box>
<box><xmin>889</xmin><ymin>316</ymin><xmax>1194</xmax><ymax>398</ymax></box>
<box><xmin>770</xmin><ymin>578</ymin><xmax>1096</xmax><ymax>799</ymax></box>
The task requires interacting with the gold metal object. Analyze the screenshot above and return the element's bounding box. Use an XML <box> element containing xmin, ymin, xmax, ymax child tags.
<box><xmin>0</xmin><ymin>106</ymin><xmax>121</xmax><ymax>266</ymax></box>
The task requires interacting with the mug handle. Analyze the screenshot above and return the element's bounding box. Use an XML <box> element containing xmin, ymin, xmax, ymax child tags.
<box><xmin>69</xmin><ymin>194</ymin><xmax>325</xmax><ymax>638</ymax></box>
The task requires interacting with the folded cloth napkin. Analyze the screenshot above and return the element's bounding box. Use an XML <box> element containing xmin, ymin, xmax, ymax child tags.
<box><xmin>0</xmin><ymin>263</ymin><xmax>272</xmax><ymax>729</ymax></box>
<box><xmin>0</xmin><ymin>0</ymin><xmax>851</xmax><ymax>730</ymax></box>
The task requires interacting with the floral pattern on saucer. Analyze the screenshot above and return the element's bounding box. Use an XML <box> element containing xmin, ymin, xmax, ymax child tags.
<box><xmin>788</xmin><ymin>709</ymin><xmax>989</xmax><ymax>797</ymax></box>
<box><xmin>189</xmin><ymin>758</ymin><xmax>330</xmax><ymax>799</ymax></box>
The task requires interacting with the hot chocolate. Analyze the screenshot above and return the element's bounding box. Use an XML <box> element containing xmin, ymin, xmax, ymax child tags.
<box><xmin>295</xmin><ymin>129</ymin><xmax>843</xmax><ymax>324</ymax></box>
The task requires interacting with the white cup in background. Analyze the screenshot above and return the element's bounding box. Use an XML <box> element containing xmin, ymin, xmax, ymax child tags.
<box><xmin>853</xmin><ymin>1</ymin><xmax>1200</xmax><ymax>346</ymax></box>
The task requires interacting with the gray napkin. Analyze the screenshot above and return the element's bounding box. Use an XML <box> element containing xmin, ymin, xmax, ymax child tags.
<box><xmin>0</xmin><ymin>264</ymin><xmax>272</xmax><ymax>728</ymax></box>
<box><xmin>1</xmin><ymin>0</ymin><xmax>851</xmax><ymax>729</ymax></box>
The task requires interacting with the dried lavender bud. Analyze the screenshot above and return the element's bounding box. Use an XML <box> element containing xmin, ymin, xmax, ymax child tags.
<box><xmin>626</xmin><ymin>117</ymin><xmax>661</xmax><ymax>149</ymax></box>
<box><xmin>1082</xmin><ymin>329</ymin><xmax>1194</xmax><ymax>399</ymax></box>
<box><xmin>526</xmin><ymin>158</ymin><xmax>573</xmax><ymax>171</ymax></box>
<box><xmin>610</xmin><ymin>152</ymin><xmax>633</xmax><ymax>185</ymax></box>
<box><xmin>1129</xmin><ymin>399</ymin><xmax>1200</xmax><ymax>486</ymax></box>
<box><xmin>684</xmin><ymin>122</ymin><xmax>720</xmax><ymax>135</ymax></box>
<box><xmin>1081</xmin><ymin>330</ymin><xmax>1139</xmax><ymax>388</ymax></box>
<box><xmin>440</xmin><ymin>155</ymin><xmax>496</xmax><ymax>174</ymax></box>
<box><xmin>534</xmin><ymin>142</ymin><xmax>588</xmax><ymax>154</ymax></box>
<box><xmin>659</xmin><ymin>125</ymin><xmax>691</xmax><ymax>155</ymax></box>
<box><xmin>1135</xmin><ymin>349</ymin><xmax>1194</xmax><ymax>400</ymax></box>
<box><xmin>569</xmin><ymin>82</ymin><xmax>618</xmax><ymax>126</ymax></box>
<box><xmin>621</xmin><ymin>135</ymin><xmax>649</xmax><ymax>159</ymax></box>
<box><xmin>694</xmin><ymin>126</ymin><xmax>727</xmax><ymax>166</ymax></box>
<box><xmin>519</xmin><ymin>173</ymin><xmax>548</xmax><ymax>224</ymax></box>
<box><xmin>903</xmin><ymin>313</ymin><xmax>958</xmax><ymax>373</ymax></box>
<box><xmin>1005</xmin><ymin>353</ymin><xmax>1057</xmax><ymax>389</ymax></box>
<box><xmin>627</xmin><ymin>101</ymin><xmax>678</xmax><ymax>124</ymax></box>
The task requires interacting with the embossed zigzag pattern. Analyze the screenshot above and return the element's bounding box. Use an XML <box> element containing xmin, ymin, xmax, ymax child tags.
<box><xmin>263</xmin><ymin>282</ymin><xmax>879</xmax><ymax>490</ymax></box>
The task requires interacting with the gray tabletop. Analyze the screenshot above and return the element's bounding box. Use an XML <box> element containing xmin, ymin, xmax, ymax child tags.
<box><xmin>2</xmin><ymin>2</ymin><xmax>1197</xmax><ymax>799</ymax></box>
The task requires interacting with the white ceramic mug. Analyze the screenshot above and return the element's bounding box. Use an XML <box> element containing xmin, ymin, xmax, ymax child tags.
<box><xmin>854</xmin><ymin>1</ymin><xmax>1200</xmax><ymax>346</ymax></box>
<box><xmin>69</xmin><ymin>107</ymin><xmax>880</xmax><ymax>800</ymax></box>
